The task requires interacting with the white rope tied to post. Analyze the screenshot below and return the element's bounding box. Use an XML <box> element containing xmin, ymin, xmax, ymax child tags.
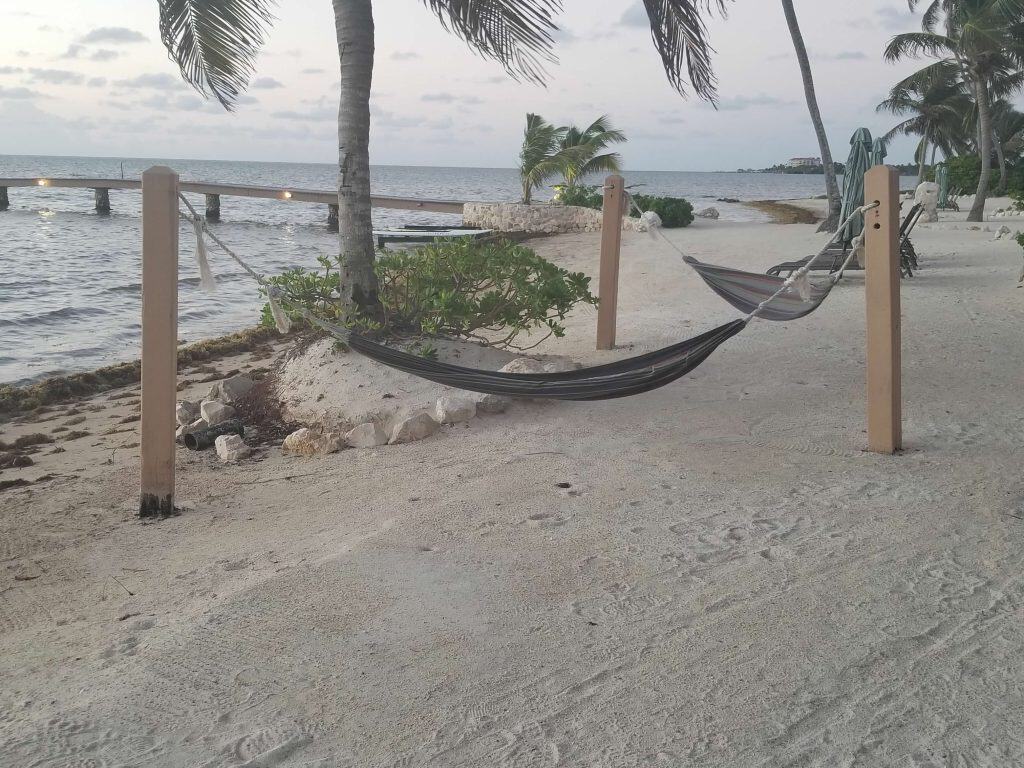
<box><xmin>178</xmin><ymin>193</ymin><xmax>292</xmax><ymax>333</ymax></box>
<box><xmin>189</xmin><ymin>214</ymin><xmax>217</xmax><ymax>293</ymax></box>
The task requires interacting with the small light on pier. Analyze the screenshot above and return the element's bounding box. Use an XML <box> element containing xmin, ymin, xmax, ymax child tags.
<box><xmin>281</xmin><ymin>190</ymin><xmax>292</xmax><ymax>200</ymax></box>
<box><xmin>37</xmin><ymin>178</ymin><xmax>50</xmax><ymax>187</ymax></box>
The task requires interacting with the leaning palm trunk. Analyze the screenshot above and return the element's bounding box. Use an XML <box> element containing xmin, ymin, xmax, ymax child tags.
<box><xmin>780</xmin><ymin>0</ymin><xmax>841</xmax><ymax>232</ymax></box>
<box><xmin>333</xmin><ymin>0</ymin><xmax>379</xmax><ymax>315</ymax></box>
<box><xmin>994</xmin><ymin>130</ymin><xmax>1008</xmax><ymax>196</ymax></box>
<box><xmin>917</xmin><ymin>130</ymin><xmax>929</xmax><ymax>186</ymax></box>
<box><xmin>968</xmin><ymin>77</ymin><xmax>992</xmax><ymax>222</ymax></box>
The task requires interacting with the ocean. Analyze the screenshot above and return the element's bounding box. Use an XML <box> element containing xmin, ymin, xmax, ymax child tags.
<box><xmin>0</xmin><ymin>154</ymin><xmax>916</xmax><ymax>384</ymax></box>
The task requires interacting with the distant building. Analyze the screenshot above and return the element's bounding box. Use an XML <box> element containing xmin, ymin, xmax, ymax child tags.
<box><xmin>786</xmin><ymin>157</ymin><xmax>821</xmax><ymax>167</ymax></box>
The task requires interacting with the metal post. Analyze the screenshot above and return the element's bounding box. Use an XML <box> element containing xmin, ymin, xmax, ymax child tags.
<box><xmin>94</xmin><ymin>187</ymin><xmax>111</xmax><ymax>214</ymax></box>
<box><xmin>864</xmin><ymin>165</ymin><xmax>902</xmax><ymax>454</ymax></box>
<box><xmin>596</xmin><ymin>174</ymin><xmax>625</xmax><ymax>350</ymax></box>
<box><xmin>139</xmin><ymin>166</ymin><xmax>179</xmax><ymax>517</ymax></box>
<box><xmin>327</xmin><ymin>203</ymin><xmax>339</xmax><ymax>232</ymax></box>
<box><xmin>0</xmin><ymin>186</ymin><xmax>8</xmax><ymax>211</ymax></box>
<box><xmin>205</xmin><ymin>193</ymin><xmax>221</xmax><ymax>222</ymax></box>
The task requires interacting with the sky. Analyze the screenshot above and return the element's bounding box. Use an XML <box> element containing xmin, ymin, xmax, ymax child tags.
<box><xmin>0</xmin><ymin>0</ymin><xmax>940</xmax><ymax>171</ymax></box>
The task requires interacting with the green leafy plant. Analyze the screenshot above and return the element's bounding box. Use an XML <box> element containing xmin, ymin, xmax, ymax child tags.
<box><xmin>262</xmin><ymin>239</ymin><xmax>598</xmax><ymax>351</ymax></box>
<box><xmin>554</xmin><ymin>184</ymin><xmax>604</xmax><ymax>209</ymax></box>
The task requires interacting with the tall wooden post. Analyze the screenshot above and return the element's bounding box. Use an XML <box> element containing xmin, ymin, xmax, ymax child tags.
<box><xmin>205</xmin><ymin>193</ymin><xmax>221</xmax><ymax>222</ymax></box>
<box><xmin>139</xmin><ymin>166</ymin><xmax>179</xmax><ymax>517</ymax></box>
<box><xmin>94</xmin><ymin>187</ymin><xmax>111</xmax><ymax>214</ymax></box>
<box><xmin>596</xmin><ymin>174</ymin><xmax>625</xmax><ymax>350</ymax></box>
<box><xmin>863</xmin><ymin>165</ymin><xmax>902</xmax><ymax>454</ymax></box>
<box><xmin>0</xmin><ymin>186</ymin><xmax>9</xmax><ymax>211</ymax></box>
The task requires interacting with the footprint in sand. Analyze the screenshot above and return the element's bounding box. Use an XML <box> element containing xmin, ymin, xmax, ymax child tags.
<box><xmin>523</xmin><ymin>512</ymin><xmax>567</xmax><ymax>528</ymax></box>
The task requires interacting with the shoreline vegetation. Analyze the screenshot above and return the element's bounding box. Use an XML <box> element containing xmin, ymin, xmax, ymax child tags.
<box><xmin>744</xmin><ymin>199</ymin><xmax>821</xmax><ymax>225</ymax></box>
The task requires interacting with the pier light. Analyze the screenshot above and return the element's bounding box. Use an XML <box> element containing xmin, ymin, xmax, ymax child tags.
<box><xmin>37</xmin><ymin>178</ymin><xmax>50</xmax><ymax>186</ymax></box>
<box><xmin>282</xmin><ymin>190</ymin><xmax>292</xmax><ymax>200</ymax></box>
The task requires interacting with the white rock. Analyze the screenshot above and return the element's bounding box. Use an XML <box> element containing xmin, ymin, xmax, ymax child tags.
<box><xmin>215</xmin><ymin>434</ymin><xmax>251</xmax><ymax>462</ymax></box>
<box><xmin>213</xmin><ymin>374</ymin><xmax>255</xmax><ymax>403</ymax></box>
<box><xmin>499</xmin><ymin>357</ymin><xmax>545</xmax><ymax>375</ymax></box>
<box><xmin>345</xmin><ymin>422</ymin><xmax>388</xmax><ymax>448</ymax></box>
<box><xmin>200</xmin><ymin>400</ymin><xmax>235</xmax><ymax>426</ymax></box>
<box><xmin>542</xmin><ymin>358</ymin><xmax>576</xmax><ymax>373</ymax></box>
<box><xmin>915</xmin><ymin>181</ymin><xmax>940</xmax><ymax>223</ymax></box>
<box><xmin>175</xmin><ymin>400</ymin><xmax>200</xmax><ymax>426</ymax></box>
<box><xmin>435</xmin><ymin>396</ymin><xmax>476</xmax><ymax>424</ymax></box>
<box><xmin>994</xmin><ymin>225</ymin><xmax>1012</xmax><ymax>240</ymax></box>
<box><xmin>696</xmin><ymin>206</ymin><xmax>720</xmax><ymax>220</ymax></box>
<box><xmin>175</xmin><ymin>418</ymin><xmax>207</xmax><ymax>440</ymax></box>
<box><xmin>389</xmin><ymin>412</ymin><xmax>439</xmax><ymax>444</ymax></box>
<box><xmin>476</xmin><ymin>393</ymin><xmax>510</xmax><ymax>414</ymax></box>
<box><xmin>282</xmin><ymin>427</ymin><xmax>345</xmax><ymax>456</ymax></box>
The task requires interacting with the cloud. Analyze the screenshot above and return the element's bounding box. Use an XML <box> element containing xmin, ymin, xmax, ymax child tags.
<box><xmin>301</xmin><ymin>67</ymin><xmax>326</xmax><ymax>74</ymax></box>
<box><xmin>271</xmin><ymin>105</ymin><xmax>335</xmax><ymax>122</ymax></box>
<box><xmin>26</xmin><ymin>68</ymin><xmax>83</xmax><ymax>85</ymax></box>
<box><xmin>80</xmin><ymin>27</ymin><xmax>147</xmax><ymax>44</ymax></box>
<box><xmin>87</xmin><ymin>77</ymin><xmax>107</xmax><ymax>87</ymax></box>
<box><xmin>709</xmin><ymin>94</ymin><xmax>796</xmax><ymax>112</ymax></box>
<box><xmin>251</xmin><ymin>77</ymin><xmax>284</xmax><ymax>89</ymax></box>
<box><xmin>655</xmin><ymin>113</ymin><xmax>686</xmax><ymax>126</ymax></box>
<box><xmin>390</xmin><ymin>51</ymin><xmax>419</xmax><ymax>61</ymax></box>
<box><xmin>58</xmin><ymin>44</ymin><xmax>85</xmax><ymax>59</ymax></box>
<box><xmin>0</xmin><ymin>85</ymin><xmax>47</xmax><ymax>99</ymax></box>
<box><xmin>770</xmin><ymin>49</ymin><xmax>868</xmax><ymax>62</ymax></box>
<box><xmin>91</xmin><ymin>49</ymin><xmax>121</xmax><ymax>62</ymax></box>
<box><xmin>0</xmin><ymin>66</ymin><xmax>24</xmax><ymax>75</ymax></box>
<box><xmin>551</xmin><ymin>26</ymin><xmax>577</xmax><ymax>44</ymax></box>
<box><xmin>875</xmin><ymin>7</ymin><xmax>918</xmax><ymax>32</ymax></box>
<box><xmin>620</xmin><ymin>2</ymin><xmax>649</xmax><ymax>28</ymax></box>
<box><xmin>113</xmin><ymin>73</ymin><xmax>186</xmax><ymax>90</ymax></box>
<box><xmin>421</xmin><ymin>92</ymin><xmax>481</xmax><ymax>105</ymax></box>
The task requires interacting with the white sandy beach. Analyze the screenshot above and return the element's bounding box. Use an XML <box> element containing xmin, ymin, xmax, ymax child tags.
<box><xmin>2</xmin><ymin>198</ymin><xmax>1024</xmax><ymax>766</ymax></box>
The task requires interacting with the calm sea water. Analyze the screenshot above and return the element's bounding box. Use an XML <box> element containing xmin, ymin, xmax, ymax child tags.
<box><xmin>0</xmin><ymin>154</ymin><xmax>914</xmax><ymax>384</ymax></box>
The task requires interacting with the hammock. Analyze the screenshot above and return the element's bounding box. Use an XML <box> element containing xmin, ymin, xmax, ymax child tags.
<box><xmin>177</xmin><ymin>195</ymin><xmax>874</xmax><ymax>402</ymax></box>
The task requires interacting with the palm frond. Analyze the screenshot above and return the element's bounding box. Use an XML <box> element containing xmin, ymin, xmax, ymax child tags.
<box><xmin>640</xmin><ymin>0</ymin><xmax>730</xmax><ymax>102</ymax></box>
<box><xmin>157</xmin><ymin>0</ymin><xmax>275</xmax><ymax>110</ymax></box>
<box><xmin>884</xmin><ymin>31</ymin><xmax>956</xmax><ymax>62</ymax></box>
<box><xmin>422</xmin><ymin>0</ymin><xmax>561</xmax><ymax>84</ymax></box>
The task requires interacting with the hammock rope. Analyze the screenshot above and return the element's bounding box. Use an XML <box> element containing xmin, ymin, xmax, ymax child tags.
<box><xmin>174</xmin><ymin>193</ymin><xmax>874</xmax><ymax>401</ymax></box>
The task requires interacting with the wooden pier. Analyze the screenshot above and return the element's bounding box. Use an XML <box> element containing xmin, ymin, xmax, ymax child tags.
<box><xmin>0</xmin><ymin>177</ymin><xmax>465</xmax><ymax>226</ymax></box>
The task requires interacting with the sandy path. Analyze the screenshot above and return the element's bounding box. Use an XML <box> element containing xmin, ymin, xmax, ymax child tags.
<box><xmin>2</xmin><ymin>201</ymin><xmax>1024</xmax><ymax>766</ymax></box>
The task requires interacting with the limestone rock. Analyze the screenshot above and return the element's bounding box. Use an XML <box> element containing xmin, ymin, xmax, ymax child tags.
<box><xmin>696</xmin><ymin>206</ymin><xmax>720</xmax><ymax>220</ymax></box>
<box><xmin>175</xmin><ymin>400</ymin><xmax>200</xmax><ymax>426</ymax></box>
<box><xmin>435</xmin><ymin>396</ymin><xmax>476</xmax><ymax>424</ymax></box>
<box><xmin>994</xmin><ymin>225</ymin><xmax>1013</xmax><ymax>240</ymax></box>
<box><xmin>214</xmin><ymin>374</ymin><xmax>255</xmax><ymax>403</ymax></box>
<box><xmin>346</xmin><ymin>422</ymin><xmax>388</xmax><ymax>448</ymax></box>
<box><xmin>915</xmin><ymin>182</ymin><xmax>940</xmax><ymax>223</ymax></box>
<box><xmin>175</xmin><ymin>418</ymin><xmax>207</xmax><ymax>441</ymax></box>
<box><xmin>200</xmin><ymin>400</ymin><xmax>235</xmax><ymax>426</ymax></box>
<box><xmin>389</xmin><ymin>413</ymin><xmax>439</xmax><ymax>444</ymax></box>
<box><xmin>542</xmin><ymin>358</ymin><xmax>577</xmax><ymax>373</ymax></box>
<box><xmin>499</xmin><ymin>357</ymin><xmax>545</xmax><ymax>375</ymax></box>
<box><xmin>476</xmin><ymin>394</ymin><xmax>510</xmax><ymax>414</ymax></box>
<box><xmin>282</xmin><ymin>427</ymin><xmax>345</xmax><ymax>456</ymax></box>
<box><xmin>215</xmin><ymin>434</ymin><xmax>251</xmax><ymax>462</ymax></box>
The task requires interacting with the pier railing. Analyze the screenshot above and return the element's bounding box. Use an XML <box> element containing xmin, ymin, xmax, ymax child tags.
<box><xmin>0</xmin><ymin>176</ymin><xmax>465</xmax><ymax>230</ymax></box>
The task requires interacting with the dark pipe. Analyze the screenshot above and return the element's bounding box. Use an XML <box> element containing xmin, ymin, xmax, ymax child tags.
<box><xmin>182</xmin><ymin>419</ymin><xmax>244</xmax><ymax>451</ymax></box>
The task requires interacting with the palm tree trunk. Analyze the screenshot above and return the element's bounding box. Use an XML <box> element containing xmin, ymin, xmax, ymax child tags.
<box><xmin>968</xmin><ymin>75</ymin><xmax>992</xmax><ymax>222</ymax></box>
<box><xmin>780</xmin><ymin>0</ymin><xmax>841</xmax><ymax>232</ymax></box>
<box><xmin>994</xmin><ymin>130</ymin><xmax>1008</xmax><ymax>195</ymax></box>
<box><xmin>333</xmin><ymin>0</ymin><xmax>378</xmax><ymax>315</ymax></box>
<box><xmin>917</xmin><ymin>132</ymin><xmax>929</xmax><ymax>186</ymax></box>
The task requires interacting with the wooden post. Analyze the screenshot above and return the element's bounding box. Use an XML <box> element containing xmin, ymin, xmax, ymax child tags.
<box><xmin>205</xmin><ymin>193</ymin><xmax>221</xmax><ymax>222</ymax></box>
<box><xmin>139</xmin><ymin>166</ymin><xmax>179</xmax><ymax>517</ymax></box>
<box><xmin>94</xmin><ymin>187</ymin><xmax>111</xmax><ymax>214</ymax></box>
<box><xmin>327</xmin><ymin>203</ymin><xmax>339</xmax><ymax>232</ymax></box>
<box><xmin>596</xmin><ymin>174</ymin><xmax>625</xmax><ymax>350</ymax></box>
<box><xmin>863</xmin><ymin>165</ymin><xmax>902</xmax><ymax>454</ymax></box>
<box><xmin>0</xmin><ymin>186</ymin><xmax>8</xmax><ymax>211</ymax></box>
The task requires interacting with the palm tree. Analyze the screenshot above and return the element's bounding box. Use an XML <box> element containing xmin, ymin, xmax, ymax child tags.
<box><xmin>557</xmin><ymin>116</ymin><xmax>626</xmax><ymax>188</ymax></box>
<box><xmin>877</xmin><ymin>60</ymin><xmax>971</xmax><ymax>184</ymax></box>
<box><xmin>887</xmin><ymin>0</ymin><xmax>1024</xmax><ymax>221</ymax></box>
<box><xmin>780</xmin><ymin>0</ymin><xmax>841</xmax><ymax>232</ymax></box>
<box><xmin>156</xmin><ymin>0</ymin><xmax>730</xmax><ymax>315</ymax></box>
<box><xmin>519</xmin><ymin>114</ymin><xmax>566</xmax><ymax>204</ymax></box>
<box><xmin>990</xmin><ymin>99</ymin><xmax>1024</xmax><ymax>193</ymax></box>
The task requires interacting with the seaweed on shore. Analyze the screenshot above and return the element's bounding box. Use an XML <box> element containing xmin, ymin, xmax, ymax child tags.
<box><xmin>745</xmin><ymin>200</ymin><xmax>821</xmax><ymax>225</ymax></box>
<box><xmin>0</xmin><ymin>327</ymin><xmax>284</xmax><ymax>420</ymax></box>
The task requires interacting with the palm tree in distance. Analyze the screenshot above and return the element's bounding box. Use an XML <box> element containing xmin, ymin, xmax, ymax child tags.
<box><xmin>519</xmin><ymin>113</ymin><xmax>568</xmax><ymax>204</ymax></box>
<box><xmin>557</xmin><ymin>116</ymin><xmax>626</xmax><ymax>188</ymax></box>
<box><xmin>779</xmin><ymin>0</ymin><xmax>842</xmax><ymax>233</ymax></box>
<box><xmin>886</xmin><ymin>0</ymin><xmax>1024</xmax><ymax>221</ymax></box>
<box><xmin>155</xmin><ymin>0</ymin><xmax>731</xmax><ymax>317</ymax></box>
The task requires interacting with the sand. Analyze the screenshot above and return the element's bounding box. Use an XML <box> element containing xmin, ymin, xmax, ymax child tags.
<box><xmin>2</xmin><ymin>196</ymin><xmax>1024</xmax><ymax>766</ymax></box>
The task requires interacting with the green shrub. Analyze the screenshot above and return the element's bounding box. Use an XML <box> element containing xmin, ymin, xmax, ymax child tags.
<box><xmin>555</xmin><ymin>184</ymin><xmax>603</xmax><ymax>209</ymax></box>
<box><xmin>630</xmin><ymin>193</ymin><xmax>694</xmax><ymax>228</ymax></box>
<box><xmin>262</xmin><ymin>239</ymin><xmax>598</xmax><ymax>350</ymax></box>
<box><xmin>947</xmin><ymin>155</ymin><xmax>1001</xmax><ymax>193</ymax></box>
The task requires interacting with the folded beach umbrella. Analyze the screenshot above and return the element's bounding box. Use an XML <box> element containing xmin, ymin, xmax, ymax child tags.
<box><xmin>871</xmin><ymin>137</ymin><xmax>887</xmax><ymax>167</ymax></box>
<box><xmin>935</xmin><ymin>162</ymin><xmax>949</xmax><ymax>208</ymax></box>
<box><xmin>839</xmin><ymin>128</ymin><xmax>873</xmax><ymax>245</ymax></box>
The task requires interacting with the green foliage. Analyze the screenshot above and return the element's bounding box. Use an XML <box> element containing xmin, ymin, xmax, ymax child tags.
<box><xmin>947</xmin><ymin>155</ymin><xmax>1006</xmax><ymax>193</ymax></box>
<box><xmin>554</xmin><ymin>184</ymin><xmax>604</xmax><ymax>209</ymax></box>
<box><xmin>262</xmin><ymin>240</ymin><xmax>598</xmax><ymax>351</ymax></box>
<box><xmin>631</xmin><ymin>193</ymin><xmax>695</xmax><ymax>228</ymax></box>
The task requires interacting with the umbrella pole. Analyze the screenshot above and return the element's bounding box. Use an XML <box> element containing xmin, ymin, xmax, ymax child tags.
<box><xmin>863</xmin><ymin>165</ymin><xmax>902</xmax><ymax>454</ymax></box>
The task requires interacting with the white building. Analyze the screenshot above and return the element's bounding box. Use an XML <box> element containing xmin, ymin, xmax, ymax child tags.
<box><xmin>786</xmin><ymin>157</ymin><xmax>821</xmax><ymax>168</ymax></box>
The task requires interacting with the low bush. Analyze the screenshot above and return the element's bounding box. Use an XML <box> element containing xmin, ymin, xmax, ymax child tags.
<box><xmin>553</xmin><ymin>184</ymin><xmax>694</xmax><ymax>227</ymax></box>
<box><xmin>262</xmin><ymin>239</ymin><xmax>598</xmax><ymax>350</ymax></box>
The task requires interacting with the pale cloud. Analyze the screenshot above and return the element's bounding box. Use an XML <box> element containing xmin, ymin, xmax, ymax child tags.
<box><xmin>0</xmin><ymin>85</ymin><xmax>46</xmax><ymax>99</ymax></box>
<box><xmin>26</xmin><ymin>68</ymin><xmax>83</xmax><ymax>85</ymax></box>
<box><xmin>87</xmin><ymin>77</ymin><xmax>107</xmax><ymax>87</ymax></box>
<box><xmin>301</xmin><ymin>67</ymin><xmax>327</xmax><ymax>74</ymax></box>
<box><xmin>80</xmin><ymin>27</ymin><xmax>147</xmax><ymax>44</ymax></box>
<box><xmin>90</xmin><ymin>49</ymin><xmax>121</xmax><ymax>62</ymax></box>
<box><xmin>709</xmin><ymin>94</ymin><xmax>797</xmax><ymax>112</ymax></box>
<box><xmin>251</xmin><ymin>77</ymin><xmax>284</xmax><ymax>89</ymax></box>
<box><xmin>390</xmin><ymin>51</ymin><xmax>419</xmax><ymax>61</ymax></box>
<box><xmin>58</xmin><ymin>43</ymin><xmax>85</xmax><ymax>59</ymax></box>
<box><xmin>0</xmin><ymin>66</ymin><xmax>25</xmax><ymax>75</ymax></box>
<box><xmin>113</xmin><ymin>73</ymin><xmax>186</xmax><ymax>90</ymax></box>
<box><xmin>421</xmin><ymin>92</ymin><xmax>481</xmax><ymax>105</ymax></box>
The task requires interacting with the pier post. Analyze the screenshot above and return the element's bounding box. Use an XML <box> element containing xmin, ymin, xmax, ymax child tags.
<box><xmin>327</xmin><ymin>203</ymin><xmax>339</xmax><ymax>232</ymax></box>
<box><xmin>205</xmin><ymin>193</ymin><xmax>221</xmax><ymax>222</ymax></box>
<box><xmin>94</xmin><ymin>187</ymin><xmax>111</xmax><ymax>214</ymax></box>
<box><xmin>864</xmin><ymin>165</ymin><xmax>902</xmax><ymax>454</ymax></box>
<box><xmin>139</xmin><ymin>166</ymin><xmax>179</xmax><ymax>517</ymax></box>
<box><xmin>596</xmin><ymin>174</ymin><xmax>625</xmax><ymax>350</ymax></box>
<box><xmin>0</xmin><ymin>186</ymin><xmax>8</xmax><ymax>211</ymax></box>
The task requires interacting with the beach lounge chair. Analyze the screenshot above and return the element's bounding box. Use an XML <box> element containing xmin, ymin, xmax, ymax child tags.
<box><xmin>767</xmin><ymin>204</ymin><xmax>923</xmax><ymax>279</ymax></box>
<box><xmin>373</xmin><ymin>227</ymin><xmax>492</xmax><ymax>249</ymax></box>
